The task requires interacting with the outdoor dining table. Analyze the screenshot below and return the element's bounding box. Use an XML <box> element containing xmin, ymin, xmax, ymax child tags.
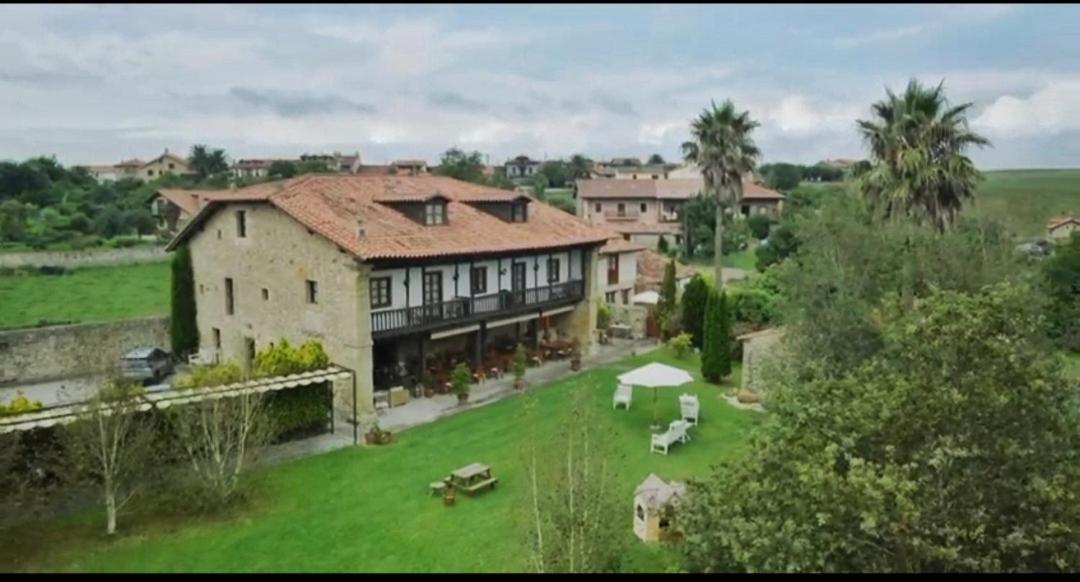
<box><xmin>444</xmin><ymin>462</ymin><xmax>499</xmax><ymax>496</ymax></box>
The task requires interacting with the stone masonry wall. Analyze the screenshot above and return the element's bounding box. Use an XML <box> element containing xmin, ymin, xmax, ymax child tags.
<box><xmin>0</xmin><ymin>316</ymin><xmax>170</xmax><ymax>385</ymax></box>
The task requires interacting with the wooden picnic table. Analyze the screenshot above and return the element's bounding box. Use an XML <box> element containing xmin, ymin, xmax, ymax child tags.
<box><xmin>445</xmin><ymin>462</ymin><xmax>499</xmax><ymax>496</ymax></box>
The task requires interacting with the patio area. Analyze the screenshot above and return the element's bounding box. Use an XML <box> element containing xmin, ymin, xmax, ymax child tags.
<box><xmin>374</xmin><ymin>337</ymin><xmax>660</xmax><ymax>433</ymax></box>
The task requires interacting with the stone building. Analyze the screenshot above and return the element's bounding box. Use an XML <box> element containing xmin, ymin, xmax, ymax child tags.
<box><xmin>166</xmin><ymin>174</ymin><xmax>614</xmax><ymax>419</ymax></box>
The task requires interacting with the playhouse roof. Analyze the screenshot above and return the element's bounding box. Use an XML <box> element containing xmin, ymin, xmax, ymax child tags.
<box><xmin>635</xmin><ymin>473</ymin><xmax>686</xmax><ymax>508</ymax></box>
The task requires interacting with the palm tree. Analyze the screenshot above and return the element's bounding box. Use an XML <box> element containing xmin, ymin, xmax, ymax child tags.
<box><xmin>682</xmin><ymin>100</ymin><xmax>760</xmax><ymax>288</ymax></box>
<box><xmin>857</xmin><ymin>79</ymin><xmax>990</xmax><ymax>232</ymax></box>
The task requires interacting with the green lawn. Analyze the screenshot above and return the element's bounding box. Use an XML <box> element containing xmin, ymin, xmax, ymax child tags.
<box><xmin>969</xmin><ymin>169</ymin><xmax>1080</xmax><ymax>238</ymax></box>
<box><xmin>0</xmin><ymin>262</ymin><xmax>171</xmax><ymax>329</ymax></box>
<box><xmin>721</xmin><ymin>248</ymin><xmax>758</xmax><ymax>271</ymax></box>
<box><xmin>1</xmin><ymin>348</ymin><xmax>757</xmax><ymax>573</ymax></box>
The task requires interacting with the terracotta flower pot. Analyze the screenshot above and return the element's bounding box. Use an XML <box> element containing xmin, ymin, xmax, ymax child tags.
<box><xmin>423</xmin><ymin>387</ymin><xmax>435</xmax><ymax>398</ymax></box>
<box><xmin>570</xmin><ymin>358</ymin><xmax>581</xmax><ymax>372</ymax></box>
<box><xmin>513</xmin><ymin>378</ymin><xmax>525</xmax><ymax>390</ymax></box>
<box><xmin>457</xmin><ymin>392</ymin><xmax>469</xmax><ymax>404</ymax></box>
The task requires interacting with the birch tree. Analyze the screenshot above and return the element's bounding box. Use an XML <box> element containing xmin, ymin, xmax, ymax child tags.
<box><xmin>61</xmin><ymin>380</ymin><xmax>156</xmax><ymax>535</ymax></box>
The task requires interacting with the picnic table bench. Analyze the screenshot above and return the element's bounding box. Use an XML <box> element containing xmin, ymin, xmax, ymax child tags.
<box><xmin>444</xmin><ymin>462</ymin><xmax>499</xmax><ymax>496</ymax></box>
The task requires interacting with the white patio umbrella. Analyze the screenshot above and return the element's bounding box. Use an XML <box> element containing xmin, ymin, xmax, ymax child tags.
<box><xmin>617</xmin><ymin>363</ymin><xmax>694</xmax><ymax>430</ymax></box>
<box><xmin>631</xmin><ymin>290</ymin><xmax>660</xmax><ymax>305</ymax></box>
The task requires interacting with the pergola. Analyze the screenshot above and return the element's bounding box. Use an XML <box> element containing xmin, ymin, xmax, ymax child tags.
<box><xmin>0</xmin><ymin>366</ymin><xmax>357</xmax><ymax>442</ymax></box>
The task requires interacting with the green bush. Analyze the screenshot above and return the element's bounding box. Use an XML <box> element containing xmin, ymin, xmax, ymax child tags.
<box><xmin>596</xmin><ymin>300</ymin><xmax>612</xmax><ymax>330</ymax></box>
<box><xmin>170</xmin><ymin>244</ymin><xmax>199</xmax><ymax>356</ymax></box>
<box><xmin>451</xmin><ymin>363</ymin><xmax>472</xmax><ymax>396</ymax></box>
<box><xmin>668</xmin><ymin>332</ymin><xmax>693</xmax><ymax>359</ymax></box>
<box><xmin>681</xmin><ymin>274</ymin><xmax>710</xmax><ymax>349</ymax></box>
<box><xmin>265</xmin><ymin>384</ymin><xmax>331</xmax><ymax>441</ymax></box>
<box><xmin>701</xmin><ymin>288</ymin><xmax>733</xmax><ymax>383</ymax></box>
<box><xmin>173</xmin><ymin>361</ymin><xmax>244</xmax><ymax>390</ymax></box>
<box><xmin>746</xmin><ymin>214</ymin><xmax>772</xmax><ymax>240</ymax></box>
<box><xmin>729</xmin><ymin>287</ymin><xmax>780</xmax><ymax>327</ymax></box>
<box><xmin>253</xmin><ymin>338</ymin><xmax>330</xmax><ymax>378</ymax></box>
<box><xmin>513</xmin><ymin>343</ymin><xmax>528</xmax><ymax>382</ymax></box>
<box><xmin>0</xmin><ymin>391</ymin><xmax>44</xmax><ymax>416</ymax></box>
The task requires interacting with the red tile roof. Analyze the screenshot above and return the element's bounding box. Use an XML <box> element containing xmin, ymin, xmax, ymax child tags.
<box><xmin>167</xmin><ymin>175</ymin><xmax>612</xmax><ymax>260</ymax></box>
<box><xmin>599</xmin><ymin>237</ymin><xmax>647</xmax><ymax>255</ymax></box>
<box><xmin>636</xmin><ymin>250</ymin><xmax>695</xmax><ymax>289</ymax></box>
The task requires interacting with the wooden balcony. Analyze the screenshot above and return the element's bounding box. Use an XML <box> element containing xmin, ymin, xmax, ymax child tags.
<box><xmin>371</xmin><ymin>280</ymin><xmax>585</xmax><ymax>338</ymax></box>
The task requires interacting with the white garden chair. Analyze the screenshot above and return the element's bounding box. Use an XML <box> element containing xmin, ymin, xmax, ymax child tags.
<box><xmin>650</xmin><ymin>428</ymin><xmax>678</xmax><ymax>455</ymax></box>
<box><xmin>669</xmin><ymin>419</ymin><xmax>691</xmax><ymax>444</ymax></box>
<box><xmin>679</xmin><ymin>393</ymin><xmax>700</xmax><ymax>426</ymax></box>
<box><xmin>613</xmin><ymin>383</ymin><xmax>632</xmax><ymax>410</ymax></box>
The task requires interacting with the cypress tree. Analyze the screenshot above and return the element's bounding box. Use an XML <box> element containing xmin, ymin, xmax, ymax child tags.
<box><xmin>701</xmin><ymin>287</ymin><xmax>732</xmax><ymax>383</ymax></box>
<box><xmin>658</xmin><ymin>259</ymin><xmax>678</xmax><ymax>322</ymax></box>
<box><xmin>170</xmin><ymin>243</ymin><xmax>199</xmax><ymax>356</ymax></box>
<box><xmin>681</xmin><ymin>274</ymin><xmax>709</xmax><ymax>348</ymax></box>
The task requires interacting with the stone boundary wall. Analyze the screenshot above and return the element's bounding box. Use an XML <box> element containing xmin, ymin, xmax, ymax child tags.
<box><xmin>0</xmin><ymin>316</ymin><xmax>170</xmax><ymax>385</ymax></box>
<box><xmin>0</xmin><ymin>246</ymin><xmax>167</xmax><ymax>269</ymax></box>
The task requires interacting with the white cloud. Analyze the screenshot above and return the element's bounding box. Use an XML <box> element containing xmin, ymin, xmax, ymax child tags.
<box><xmin>832</xmin><ymin>25</ymin><xmax>926</xmax><ymax>48</ymax></box>
<box><xmin>974</xmin><ymin>79</ymin><xmax>1080</xmax><ymax>137</ymax></box>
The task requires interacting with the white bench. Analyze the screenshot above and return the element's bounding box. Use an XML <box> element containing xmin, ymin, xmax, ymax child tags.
<box><xmin>613</xmin><ymin>383</ymin><xmax>632</xmax><ymax>410</ymax></box>
<box><xmin>650</xmin><ymin>429</ymin><xmax>680</xmax><ymax>455</ymax></box>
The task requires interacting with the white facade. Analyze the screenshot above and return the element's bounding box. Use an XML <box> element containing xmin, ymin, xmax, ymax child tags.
<box><xmin>369</xmin><ymin>249</ymin><xmax>584</xmax><ymax>314</ymax></box>
<box><xmin>598</xmin><ymin>251</ymin><xmax>639</xmax><ymax>305</ymax></box>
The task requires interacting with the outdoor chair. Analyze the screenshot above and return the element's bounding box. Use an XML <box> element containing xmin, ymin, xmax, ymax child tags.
<box><xmin>679</xmin><ymin>393</ymin><xmax>700</xmax><ymax>426</ymax></box>
<box><xmin>373</xmin><ymin>391</ymin><xmax>390</xmax><ymax>414</ymax></box>
<box><xmin>650</xmin><ymin>428</ymin><xmax>679</xmax><ymax>455</ymax></box>
<box><xmin>613</xmin><ymin>383</ymin><xmax>632</xmax><ymax>410</ymax></box>
<box><xmin>669</xmin><ymin>419</ymin><xmax>690</xmax><ymax>443</ymax></box>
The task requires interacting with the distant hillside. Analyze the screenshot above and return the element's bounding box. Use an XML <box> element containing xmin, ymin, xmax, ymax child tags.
<box><xmin>970</xmin><ymin>169</ymin><xmax>1080</xmax><ymax>238</ymax></box>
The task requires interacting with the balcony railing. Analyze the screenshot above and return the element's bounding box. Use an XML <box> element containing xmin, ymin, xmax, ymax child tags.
<box><xmin>603</xmin><ymin>209</ymin><xmax>640</xmax><ymax>220</ymax></box>
<box><xmin>371</xmin><ymin>280</ymin><xmax>585</xmax><ymax>337</ymax></box>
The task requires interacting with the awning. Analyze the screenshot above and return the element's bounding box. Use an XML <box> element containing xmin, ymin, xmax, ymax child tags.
<box><xmin>431</xmin><ymin>324</ymin><xmax>481</xmax><ymax>340</ymax></box>
<box><xmin>541</xmin><ymin>305</ymin><xmax>575</xmax><ymax>317</ymax></box>
<box><xmin>487</xmin><ymin>312</ymin><xmax>540</xmax><ymax>330</ymax></box>
<box><xmin>0</xmin><ymin>366</ymin><xmax>353</xmax><ymax>434</ymax></box>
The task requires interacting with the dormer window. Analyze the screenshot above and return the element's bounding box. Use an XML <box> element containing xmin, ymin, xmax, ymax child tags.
<box><xmin>424</xmin><ymin>201</ymin><xmax>447</xmax><ymax>225</ymax></box>
<box><xmin>511</xmin><ymin>202</ymin><xmax>527</xmax><ymax>223</ymax></box>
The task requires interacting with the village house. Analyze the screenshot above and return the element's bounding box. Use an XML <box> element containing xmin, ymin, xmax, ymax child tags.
<box><xmin>165</xmin><ymin>174</ymin><xmax>615</xmax><ymax>419</ymax></box>
<box><xmin>505</xmin><ymin>155</ymin><xmax>542</xmax><ymax>178</ymax></box>
<box><xmin>232</xmin><ymin>158</ymin><xmax>286</xmax><ymax>180</ymax></box>
<box><xmin>576</xmin><ymin>176</ymin><xmax>784</xmax><ymax>249</ymax></box>
<box><xmin>1048</xmin><ymin>215</ymin><xmax>1080</xmax><ymax>241</ymax></box>
<box><xmin>80</xmin><ymin>150</ymin><xmax>194</xmax><ymax>182</ymax></box>
<box><xmin>598</xmin><ymin>238</ymin><xmax>646</xmax><ymax>305</ymax></box>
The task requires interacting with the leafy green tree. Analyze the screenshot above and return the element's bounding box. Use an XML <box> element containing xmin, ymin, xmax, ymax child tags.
<box><xmin>170</xmin><ymin>244</ymin><xmax>199</xmax><ymax>357</ymax></box>
<box><xmin>1042</xmin><ymin>231</ymin><xmax>1080</xmax><ymax>351</ymax></box>
<box><xmin>539</xmin><ymin>160</ymin><xmax>571</xmax><ymax>188</ymax></box>
<box><xmin>681</xmin><ymin>274</ymin><xmax>709</xmax><ymax>348</ymax></box>
<box><xmin>754</xmin><ymin>223</ymin><xmax>799</xmax><ymax>270</ymax></box>
<box><xmin>435</xmin><ymin>148</ymin><xmax>486</xmax><ymax>183</ymax></box>
<box><xmin>297</xmin><ymin>159</ymin><xmax>331</xmax><ymax>175</ymax></box>
<box><xmin>760</xmin><ymin>162</ymin><xmax>803</xmax><ymax>190</ymax></box>
<box><xmin>531</xmin><ymin>173</ymin><xmax>550</xmax><ymax>200</ymax></box>
<box><xmin>700</xmin><ymin>288</ymin><xmax>732</xmax><ymax>382</ymax></box>
<box><xmin>0</xmin><ymin>199</ymin><xmax>27</xmax><ymax>241</ymax></box>
<box><xmin>189</xmin><ymin>145</ymin><xmax>229</xmax><ymax>181</ymax></box>
<box><xmin>857</xmin><ymin>79</ymin><xmax>990</xmax><ymax>232</ymax></box>
<box><xmin>647</xmin><ymin>153</ymin><xmax>666</xmax><ymax>165</ymax></box>
<box><xmin>657</xmin><ymin>234</ymin><xmax>670</xmax><ymax>254</ymax></box>
<box><xmin>568</xmin><ymin>154</ymin><xmax>593</xmax><ymax>181</ymax></box>
<box><xmin>682</xmin><ymin>100</ymin><xmax>760</xmax><ymax>289</ymax></box>
<box><xmin>682</xmin><ymin>283</ymin><xmax>1080</xmax><ymax>572</ymax></box>
<box><xmin>268</xmin><ymin>160</ymin><xmax>298</xmax><ymax>179</ymax></box>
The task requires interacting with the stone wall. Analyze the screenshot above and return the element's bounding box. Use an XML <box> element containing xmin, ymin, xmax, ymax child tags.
<box><xmin>739</xmin><ymin>327</ymin><xmax>786</xmax><ymax>394</ymax></box>
<box><xmin>0</xmin><ymin>246</ymin><xmax>167</xmax><ymax>269</ymax></box>
<box><xmin>0</xmin><ymin>316</ymin><xmax>170</xmax><ymax>385</ymax></box>
<box><xmin>610</xmin><ymin>303</ymin><xmax>649</xmax><ymax>339</ymax></box>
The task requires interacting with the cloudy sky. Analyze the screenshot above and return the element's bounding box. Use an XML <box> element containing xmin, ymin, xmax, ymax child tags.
<box><xmin>2</xmin><ymin>3</ymin><xmax>1079</xmax><ymax>169</ymax></box>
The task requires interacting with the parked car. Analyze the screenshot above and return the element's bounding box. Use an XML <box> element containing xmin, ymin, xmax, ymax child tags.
<box><xmin>120</xmin><ymin>346</ymin><xmax>174</xmax><ymax>385</ymax></box>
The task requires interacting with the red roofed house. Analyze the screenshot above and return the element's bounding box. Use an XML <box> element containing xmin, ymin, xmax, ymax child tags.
<box><xmin>1048</xmin><ymin>216</ymin><xmax>1080</xmax><ymax>241</ymax></box>
<box><xmin>166</xmin><ymin>174</ymin><xmax>615</xmax><ymax>418</ymax></box>
<box><xmin>576</xmin><ymin>176</ymin><xmax>784</xmax><ymax>250</ymax></box>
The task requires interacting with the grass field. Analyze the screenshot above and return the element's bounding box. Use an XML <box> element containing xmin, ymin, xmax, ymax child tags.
<box><xmin>969</xmin><ymin>169</ymin><xmax>1080</xmax><ymax>238</ymax></box>
<box><xmin>0</xmin><ymin>348</ymin><xmax>757</xmax><ymax>573</ymax></box>
<box><xmin>0</xmin><ymin>262</ymin><xmax>171</xmax><ymax>329</ymax></box>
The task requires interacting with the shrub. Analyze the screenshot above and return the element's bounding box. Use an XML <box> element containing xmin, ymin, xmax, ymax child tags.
<box><xmin>668</xmin><ymin>332</ymin><xmax>693</xmax><ymax>359</ymax></box>
<box><xmin>746</xmin><ymin>213</ymin><xmax>772</xmax><ymax>240</ymax></box>
<box><xmin>658</xmin><ymin>235</ymin><xmax>670</xmax><ymax>254</ymax></box>
<box><xmin>173</xmin><ymin>361</ymin><xmax>244</xmax><ymax>390</ymax></box>
<box><xmin>451</xmin><ymin>363</ymin><xmax>472</xmax><ymax>396</ymax></box>
<box><xmin>596</xmin><ymin>300</ymin><xmax>612</xmax><ymax>330</ymax></box>
<box><xmin>513</xmin><ymin>343</ymin><xmax>528</xmax><ymax>382</ymax></box>
<box><xmin>0</xmin><ymin>391</ymin><xmax>44</xmax><ymax>416</ymax></box>
<box><xmin>253</xmin><ymin>338</ymin><xmax>330</xmax><ymax>378</ymax></box>
<box><xmin>729</xmin><ymin>287</ymin><xmax>780</xmax><ymax>327</ymax></box>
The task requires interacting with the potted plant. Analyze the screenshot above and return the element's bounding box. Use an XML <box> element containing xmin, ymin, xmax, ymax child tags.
<box><xmin>421</xmin><ymin>372</ymin><xmax>436</xmax><ymax>398</ymax></box>
<box><xmin>364</xmin><ymin>422</ymin><xmax>392</xmax><ymax>445</ymax></box>
<box><xmin>451</xmin><ymin>363</ymin><xmax>471</xmax><ymax>405</ymax></box>
<box><xmin>569</xmin><ymin>338</ymin><xmax>582</xmax><ymax>372</ymax></box>
<box><xmin>512</xmin><ymin>343</ymin><xmax>527</xmax><ymax>390</ymax></box>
